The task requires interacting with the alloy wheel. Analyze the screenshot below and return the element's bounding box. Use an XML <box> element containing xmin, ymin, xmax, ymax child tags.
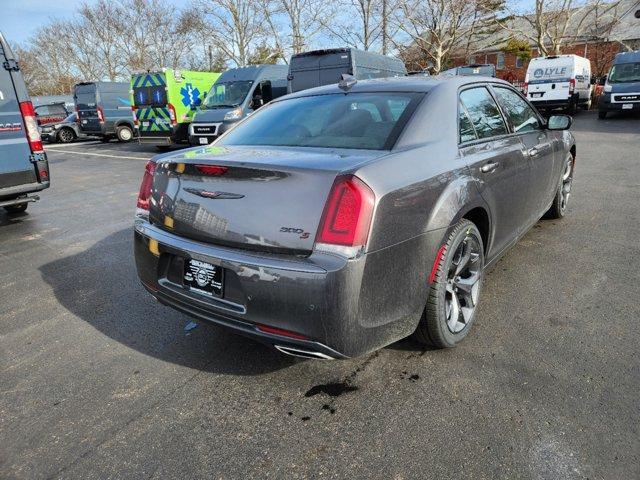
<box><xmin>58</xmin><ymin>128</ymin><xmax>74</xmax><ymax>143</ymax></box>
<box><xmin>444</xmin><ymin>234</ymin><xmax>483</xmax><ymax>333</ymax></box>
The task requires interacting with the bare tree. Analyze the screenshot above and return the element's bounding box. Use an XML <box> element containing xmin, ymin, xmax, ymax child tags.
<box><xmin>394</xmin><ymin>0</ymin><xmax>502</xmax><ymax>73</ymax></box>
<box><xmin>321</xmin><ymin>0</ymin><xmax>387</xmax><ymax>51</ymax></box>
<box><xmin>190</xmin><ymin>0</ymin><xmax>267</xmax><ymax>67</ymax></box>
<box><xmin>261</xmin><ymin>0</ymin><xmax>328</xmax><ymax>60</ymax></box>
<box><xmin>500</xmin><ymin>0</ymin><xmax>622</xmax><ymax>56</ymax></box>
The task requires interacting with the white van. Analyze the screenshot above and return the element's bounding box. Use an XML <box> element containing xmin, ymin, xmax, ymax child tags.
<box><xmin>525</xmin><ymin>54</ymin><xmax>592</xmax><ymax>113</ymax></box>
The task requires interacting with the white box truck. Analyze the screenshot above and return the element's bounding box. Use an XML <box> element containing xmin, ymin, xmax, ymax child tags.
<box><xmin>525</xmin><ymin>54</ymin><xmax>592</xmax><ymax>113</ymax></box>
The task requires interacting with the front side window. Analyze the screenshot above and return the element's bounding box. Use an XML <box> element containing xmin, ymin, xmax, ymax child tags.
<box><xmin>493</xmin><ymin>87</ymin><xmax>540</xmax><ymax>133</ymax></box>
<box><xmin>219</xmin><ymin>92</ymin><xmax>421</xmax><ymax>150</ymax></box>
<box><xmin>459</xmin><ymin>87</ymin><xmax>508</xmax><ymax>140</ymax></box>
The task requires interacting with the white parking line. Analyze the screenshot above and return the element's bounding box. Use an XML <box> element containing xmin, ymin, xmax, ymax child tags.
<box><xmin>45</xmin><ymin>148</ymin><xmax>149</xmax><ymax>160</ymax></box>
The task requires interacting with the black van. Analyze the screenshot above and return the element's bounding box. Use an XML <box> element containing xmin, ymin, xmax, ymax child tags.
<box><xmin>0</xmin><ymin>32</ymin><xmax>50</xmax><ymax>214</ymax></box>
<box><xmin>288</xmin><ymin>48</ymin><xmax>407</xmax><ymax>93</ymax></box>
<box><xmin>73</xmin><ymin>81</ymin><xmax>134</xmax><ymax>142</ymax></box>
<box><xmin>189</xmin><ymin>64</ymin><xmax>288</xmax><ymax>145</ymax></box>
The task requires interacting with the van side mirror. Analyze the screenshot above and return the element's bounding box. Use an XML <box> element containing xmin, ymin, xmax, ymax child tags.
<box><xmin>251</xmin><ymin>95</ymin><xmax>263</xmax><ymax>110</ymax></box>
<box><xmin>547</xmin><ymin>115</ymin><xmax>572</xmax><ymax>130</ymax></box>
<box><xmin>597</xmin><ymin>75</ymin><xmax>607</xmax><ymax>86</ymax></box>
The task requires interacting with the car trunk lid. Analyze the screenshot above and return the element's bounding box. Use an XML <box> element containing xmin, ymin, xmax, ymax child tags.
<box><xmin>148</xmin><ymin>145</ymin><xmax>383</xmax><ymax>253</ymax></box>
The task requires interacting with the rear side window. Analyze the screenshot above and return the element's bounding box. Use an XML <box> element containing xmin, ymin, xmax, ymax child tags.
<box><xmin>458</xmin><ymin>102</ymin><xmax>477</xmax><ymax>142</ymax></box>
<box><xmin>493</xmin><ymin>87</ymin><xmax>540</xmax><ymax>133</ymax></box>
<box><xmin>219</xmin><ymin>92</ymin><xmax>421</xmax><ymax>150</ymax></box>
<box><xmin>459</xmin><ymin>87</ymin><xmax>508</xmax><ymax>140</ymax></box>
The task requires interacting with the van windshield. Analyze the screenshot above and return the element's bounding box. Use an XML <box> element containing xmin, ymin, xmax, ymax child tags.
<box><xmin>203</xmin><ymin>81</ymin><xmax>253</xmax><ymax>109</ymax></box>
<box><xmin>608</xmin><ymin>62</ymin><xmax>640</xmax><ymax>83</ymax></box>
<box><xmin>219</xmin><ymin>92</ymin><xmax>421</xmax><ymax>151</ymax></box>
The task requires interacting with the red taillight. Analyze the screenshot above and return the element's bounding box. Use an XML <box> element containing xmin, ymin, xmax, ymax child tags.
<box><xmin>137</xmin><ymin>160</ymin><xmax>156</xmax><ymax>211</ymax></box>
<box><xmin>168</xmin><ymin>103</ymin><xmax>177</xmax><ymax>125</ymax></box>
<box><xmin>19</xmin><ymin>101</ymin><xmax>43</xmax><ymax>153</ymax></box>
<box><xmin>316</xmin><ymin>175</ymin><xmax>375</xmax><ymax>247</ymax></box>
<box><xmin>569</xmin><ymin>79</ymin><xmax>575</xmax><ymax>94</ymax></box>
<box><xmin>75</xmin><ymin>106</ymin><xmax>81</xmax><ymax>124</ymax></box>
<box><xmin>523</xmin><ymin>82</ymin><xmax>528</xmax><ymax>95</ymax></box>
<box><xmin>256</xmin><ymin>324</ymin><xmax>308</xmax><ymax>340</ymax></box>
<box><xmin>196</xmin><ymin>165</ymin><xmax>228</xmax><ymax>176</ymax></box>
<box><xmin>97</xmin><ymin>106</ymin><xmax>105</xmax><ymax>124</ymax></box>
<box><xmin>132</xmin><ymin>106</ymin><xmax>139</xmax><ymax>126</ymax></box>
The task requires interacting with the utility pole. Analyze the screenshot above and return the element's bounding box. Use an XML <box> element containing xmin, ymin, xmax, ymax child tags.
<box><xmin>382</xmin><ymin>0</ymin><xmax>388</xmax><ymax>55</ymax></box>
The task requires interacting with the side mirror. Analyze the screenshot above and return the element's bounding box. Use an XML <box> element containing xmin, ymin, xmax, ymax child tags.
<box><xmin>547</xmin><ymin>114</ymin><xmax>572</xmax><ymax>130</ymax></box>
<box><xmin>598</xmin><ymin>75</ymin><xmax>607</xmax><ymax>86</ymax></box>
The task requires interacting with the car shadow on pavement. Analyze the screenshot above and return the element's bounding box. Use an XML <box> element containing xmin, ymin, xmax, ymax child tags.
<box><xmin>0</xmin><ymin>209</ymin><xmax>28</xmax><ymax>227</ymax></box>
<box><xmin>39</xmin><ymin>228</ymin><xmax>298</xmax><ymax>376</ymax></box>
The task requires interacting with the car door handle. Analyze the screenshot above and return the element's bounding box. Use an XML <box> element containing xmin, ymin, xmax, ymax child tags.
<box><xmin>480</xmin><ymin>161</ymin><xmax>499</xmax><ymax>173</ymax></box>
<box><xmin>528</xmin><ymin>147</ymin><xmax>540</xmax><ymax>157</ymax></box>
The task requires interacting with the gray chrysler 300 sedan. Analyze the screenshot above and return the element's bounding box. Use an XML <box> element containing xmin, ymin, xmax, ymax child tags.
<box><xmin>134</xmin><ymin>76</ymin><xmax>576</xmax><ymax>359</ymax></box>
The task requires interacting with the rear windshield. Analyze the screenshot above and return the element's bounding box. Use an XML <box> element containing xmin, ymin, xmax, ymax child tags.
<box><xmin>35</xmin><ymin>104</ymin><xmax>67</xmax><ymax>115</ymax></box>
<box><xmin>219</xmin><ymin>92</ymin><xmax>422</xmax><ymax>150</ymax></box>
<box><xmin>133</xmin><ymin>85</ymin><xmax>167</xmax><ymax>107</ymax></box>
<box><xmin>75</xmin><ymin>85</ymin><xmax>97</xmax><ymax>107</ymax></box>
<box><xmin>608</xmin><ymin>62</ymin><xmax>640</xmax><ymax>84</ymax></box>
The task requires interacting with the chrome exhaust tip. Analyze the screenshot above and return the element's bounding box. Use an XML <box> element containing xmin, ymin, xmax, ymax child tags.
<box><xmin>274</xmin><ymin>345</ymin><xmax>335</xmax><ymax>360</ymax></box>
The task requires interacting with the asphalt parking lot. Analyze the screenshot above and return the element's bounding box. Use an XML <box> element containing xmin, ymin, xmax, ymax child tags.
<box><xmin>1</xmin><ymin>111</ymin><xmax>639</xmax><ymax>479</ymax></box>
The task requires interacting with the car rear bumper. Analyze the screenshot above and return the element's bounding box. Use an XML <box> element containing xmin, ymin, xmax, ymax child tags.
<box><xmin>529</xmin><ymin>98</ymin><xmax>572</xmax><ymax>109</ymax></box>
<box><xmin>134</xmin><ymin>220</ymin><xmax>437</xmax><ymax>358</ymax></box>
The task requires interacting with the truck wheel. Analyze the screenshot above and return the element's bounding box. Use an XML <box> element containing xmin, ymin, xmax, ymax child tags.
<box><xmin>598</xmin><ymin>110</ymin><xmax>607</xmax><ymax>119</ymax></box>
<box><xmin>5</xmin><ymin>203</ymin><xmax>28</xmax><ymax>214</ymax></box>
<box><xmin>57</xmin><ymin>127</ymin><xmax>76</xmax><ymax>143</ymax></box>
<box><xmin>116</xmin><ymin>125</ymin><xmax>134</xmax><ymax>142</ymax></box>
<box><xmin>566</xmin><ymin>98</ymin><xmax>577</xmax><ymax>115</ymax></box>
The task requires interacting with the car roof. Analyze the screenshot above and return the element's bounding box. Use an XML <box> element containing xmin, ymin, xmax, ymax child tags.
<box><xmin>281</xmin><ymin>75</ymin><xmax>513</xmax><ymax>100</ymax></box>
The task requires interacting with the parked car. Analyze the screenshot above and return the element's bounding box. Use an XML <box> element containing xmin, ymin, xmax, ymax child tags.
<box><xmin>40</xmin><ymin>113</ymin><xmax>90</xmax><ymax>143</ymax></box>
<box><xmin>32</xmin><ymin>94</ymin><xmax>74</xmax><ymax>112</ymax></box>
<box><xmin>598</xmin><ymin>50</ymin><xmax>640</xmax><ymax>119</ymax></box>
<box><xmin>189</xmin><ymin>64</ymin><xmax>289</xmax><ymax>146</ymax></box>
<box><xmin>34</xmin><ymin>101</ymin><xmax>69</xmax><ymax>126</ymax></box>
<box><xmin>441</xmin><ymin>64</ymin><xmax>496</xmax><ymax>77</ymax></box>
<box><xmin>131</xmin><ymin>69</ymin><xmax>220</xmax><ymax>149</ymax></box>
<box><xmin>134</xmin><ymin>75</ymin><xmax>575</xmax><ymax>359</ymax></box>
<box><xmin>0</xmin><ymin>31</ymin><xmax>50</xmax><ymax>214</ymax></box>
<box><xmin>524</xmin><ymin>54</ymin><xmax>592</xmax><ymax>113</ymax></box>
<box><xmin>74</xmin><ymin>81</ymin><xmax>134</xmax><ymax>142</ymax></box>
<box><xmin>287</xmin><ymin>47</ymin><xmax>406</xmax><ymax>93</ymax></box>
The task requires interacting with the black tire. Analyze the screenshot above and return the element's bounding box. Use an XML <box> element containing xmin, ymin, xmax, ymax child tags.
<box><xmin>57</xmin><ymin>127</ymin><xmax>76</xmax><ymax>144</ymax></box>
<box><xmin>545</xmin><ymin>153</ymin><xmax>574</xmax><ymax>219</ymax></box>
<box><xmin>5</xmin><ymin>202</ymin><xmax>28</xmax><ymax>214</ymax></box>
<box><xmin>414</xmin><ymin>219</ymin><xmax>485</xmax><ymax>348</ymax></box>
<box><xmin>598</xmin><ymin>110</ymin><xmax>607</xmax><ymax>119</ymax></box>
<box><xmin>566</xmin><ymin>97</ymin><xmax>577</xmax><ymax>115</ymax></box>
<box><xmin>116</xmin><ymin>125</ymin><xmax>134</xmax><ymax>142</ymax></box>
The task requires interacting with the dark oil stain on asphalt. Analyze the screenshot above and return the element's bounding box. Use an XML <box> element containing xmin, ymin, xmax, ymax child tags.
<box><xmin>301</xmin><ymin>416</ymin><xmax>311</xmax><ymax>421</ymax></box>
<box><xmin>305</xmin><ymin>382</ymin><xmax>359</xmax><ymax>398</ymax></box>
<box><xmin>322</xmin><ymin>404</ymin><xmax>336</xmax><ymax>414</ymax></box>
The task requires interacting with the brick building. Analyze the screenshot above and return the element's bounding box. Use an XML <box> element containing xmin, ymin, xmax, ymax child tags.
<box><xmin>448</xmin><ymin>0</ymin><xmax>640</xmax><ymax>82</ymax></box>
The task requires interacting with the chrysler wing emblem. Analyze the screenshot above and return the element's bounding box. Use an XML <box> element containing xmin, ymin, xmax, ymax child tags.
<box><xmin>184</xmin><ymin>187</ymin><xmax>244</xmax><ymax>199</ymax></box>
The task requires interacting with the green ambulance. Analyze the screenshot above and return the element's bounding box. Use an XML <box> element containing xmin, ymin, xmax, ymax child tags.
<box><xmin>131</xmin><ymin>69</ymin><xmax>220</xmax><ymax>149</ymax></box>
